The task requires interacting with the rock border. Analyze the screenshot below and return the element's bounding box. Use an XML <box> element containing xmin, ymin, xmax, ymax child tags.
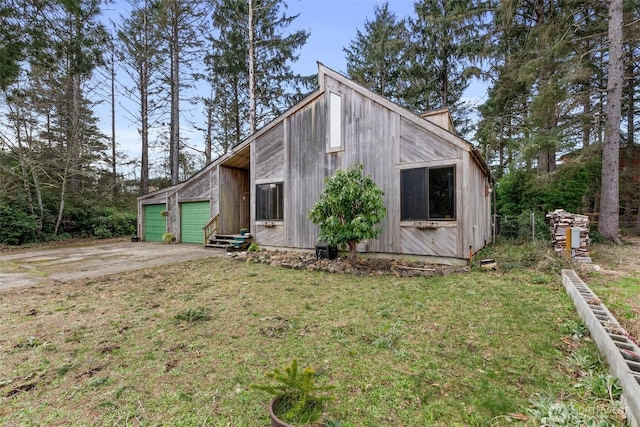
<box><xmin>227</xmin><ymin>249</ymin><xmax>469</xmax><ymax>277</ymax></box>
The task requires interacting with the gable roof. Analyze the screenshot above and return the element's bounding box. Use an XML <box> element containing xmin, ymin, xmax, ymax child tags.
<box><xmin>317</xmin><ymin>64</ymin><xmax>490</xmax><ymax>177</ymax></box>
<box><xmin>139</xmin><ymin>63</ymin><xmax>490</xmax><ymax>201</ymax></box>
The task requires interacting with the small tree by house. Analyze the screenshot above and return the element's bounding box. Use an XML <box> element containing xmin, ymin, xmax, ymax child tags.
<box><xmin>308</xmin><ymin>164</ymin><xmax>387</xmax><ymax>262</ymax></box>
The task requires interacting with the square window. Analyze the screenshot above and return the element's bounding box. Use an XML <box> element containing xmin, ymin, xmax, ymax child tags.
<box><xmin>401</xmin><ymin>166</ymin><xmax>455</xmax><ymax>221</ymax></box>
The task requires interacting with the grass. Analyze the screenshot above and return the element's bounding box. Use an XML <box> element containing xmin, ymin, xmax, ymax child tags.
<box><xmin>0</xmin><ymin>241</ymin><xmax>632</xmax><ymax>426</ymax></box>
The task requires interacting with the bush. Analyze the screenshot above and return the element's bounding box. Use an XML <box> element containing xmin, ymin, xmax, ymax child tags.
<box><xmin>308</xmin><ymin>164</ymin><xmax>386</xmax><ymax>262</ymax></box>
<box><xmin>499</xmin><ymin>210</ymin><xmax>550</xmax><ymax>242</ymax></box>
<box><xmin>496</xmin><ymin>169</ymin><xmax>540</xmax><ymax>217</ymax></box>
<box><xmin>589</xmin><ymin>227</ymin><xmax>605</xmax><ymax>244</ymax></box>
<box><xmin>496</xmin><ymin>156</ymin><xmax>601</xmax><ymax>240</ymax></box>
<box><xmin>90</xmin><ymin>207</ymin><xmax>136</xmax><ymax>239</ymax></box>
<box><xmin>0</xmin><ymin>204</ymin><xmax>37</xmax><ymax>245</ymax></box>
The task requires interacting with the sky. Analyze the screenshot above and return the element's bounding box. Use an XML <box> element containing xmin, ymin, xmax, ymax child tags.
<box><xmin>282</xmin><ymin>0</ymin><xmax>415</xmax><ymax>76</ymax></box>
<box><xmin>100</xmin><ymin>0</ymin><xmax>485</xmax><ymax>178</ymax></box>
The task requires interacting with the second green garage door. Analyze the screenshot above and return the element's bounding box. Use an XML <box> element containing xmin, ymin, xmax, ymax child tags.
<box><xmin>180</xmin><ymin>201</ymin><xmax>211</xmax><ymax>244</ymax></box>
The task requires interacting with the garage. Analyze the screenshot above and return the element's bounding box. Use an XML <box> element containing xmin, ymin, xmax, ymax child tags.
<box><xmin>143</xmin><ymin>204</ymin><xmax>166</xmax><ymax>242</ymax></box>
<box><xmin>180</xmin><ymin>201</ymin><xmax>211</xmax><ymax>244</ymax></box>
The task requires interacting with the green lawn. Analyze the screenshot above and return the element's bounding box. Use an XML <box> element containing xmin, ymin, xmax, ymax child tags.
<box><xmin>0</xmin><ymin>244</ymin><xmax>629</xmax><ymax>426</ymax></box>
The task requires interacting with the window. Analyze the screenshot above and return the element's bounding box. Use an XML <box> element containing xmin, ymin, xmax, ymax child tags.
<box><xmin>256</xmin><ymin>183</ymin><xmax>283</xmax><ymax>221</ymax></box>
<box><xmin>401</xmin><ymin>166</ymin><xmax>455</xmax><ymax>221</ymax></box>
<box><xmin>329</xmin><ymin>92</ymin><xmax>342</xmax><ymax>149</ymax></box>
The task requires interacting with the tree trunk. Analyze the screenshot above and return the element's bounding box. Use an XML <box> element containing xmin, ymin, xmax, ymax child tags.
<box><xmin>625</xmin><ymin>42</ymin><xmax>635</xmax><ymax>146</ymax></box>
<box><xmin>205</xmin><ymin>99</ymin><xmax>213</xmax><ymax>164</ymax></box>
<box><xmin>170</xmin><ymin>0</ymin><xmax>180</xmax><ymax>185</ymax></box>
<box><xmin>110</xmin><ymin>46</ymin><xmax>118</xmax><ymax>198</ymax></box>
<box><xmin>248</xmin><ymin>0</ymin><xmax>256</xmax><ymax>134</ymax></box>
<box><xmin>55</xmin><ymin>154</ymin><xmax>72</xmax><ymax>236</ymax></box>
<box><xmin>31</xmin><ymin>168</ymin><xmax>44</xmax><ymax>236</ymax></box>
<box><xmin>347</xmin><ymin>240</ymin><xmax>358</xmax><ymax>263</ymax></box>
<box><xmin>582</xmin><ymin>91</ymin><xmax>591</xmax><ymax>148</ymax></box>
<box><xmin>598</xmin><ymin>0</ymin><xmax>623</xmax><ymax>244</ymax></box>
<box><xmin>140</xmin><ymin>61</ymin><xmax>150</xmax><ymax>194</ymax></box>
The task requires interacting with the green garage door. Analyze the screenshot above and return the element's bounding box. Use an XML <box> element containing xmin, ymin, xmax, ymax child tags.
<box><xmin>144</xmin><ymin>204</ymin><xmax>166</xmax><ymax>242</ymax></box>
<box><xmin>180</xmin><ymin>201</ymin><xmax>211</xmax><ymax>244</ymax></box>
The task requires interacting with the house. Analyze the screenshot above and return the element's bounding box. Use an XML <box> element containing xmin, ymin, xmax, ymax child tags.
<box><xmin>137</xmin><ymin>63</ymin><xmax>492</xmax><ymax>265</ymax></box>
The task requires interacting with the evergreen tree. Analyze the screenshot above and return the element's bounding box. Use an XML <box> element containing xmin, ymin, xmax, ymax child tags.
<box><xmin>206</xmin><ymin>0</ymin><xmax>249</xmax><ymax>152</ymax></box>
<box><xmin>118</xmin><ymin>0</ymin><xmax>166</xmax><ymax>194</ymax></box>
<box><xmin>205</xmin><ymin>0</ymin><xmax>310</xmax><ymax>151</ymax></box>
<box><xmin>343</xmin><ymin>2</ymin><xmax>409</xmax><ymax>105</ymax></box>
<box><xmin>153</xmin><ymin>0</ymin><xmax>209</xmax><ymax>185</ymax></box>
<box><xmin>1</xmin><ymin>0</ymin><xmax>108</xmax><ymax>236</ymax></box>
<box><xmin>406</xmin><ymin>0</ymin><xmax>487</xmax><ymax>134</ymax></box>
<box><xmin>477</xmin><ymin>0</ymin><xmax>608</xmax><ymax>176</ymax></box>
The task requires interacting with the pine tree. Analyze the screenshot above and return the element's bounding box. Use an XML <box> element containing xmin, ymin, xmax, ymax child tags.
<box><xmin>152</xmin><ymin>0</ymin><xmax>208</xmax><ymax>185</ymax></box>
<box><xmin>477</xmin><ymin>0</ymin><xmax>608</xmax><ymax>176</ymax></box>
<box><xmin>406</xmin><ymin>0</ymin><xmax>486</xmax><ymax>134</ymax></box>
<box><xmin>1</xmin><ymin>0</ymin><xmax>109</xmax><ymax>235</ymax></box>
<box><xmin>343</xmin><ymin>2</ymin><xmax>409</xmax><ymax>105</ymax></box>
<box><xmin>118</xmin><ymin>0</ymin><xmax>166</xmax><ymax>194</ymax></box>
<box><xmin>205</xmin><ymin>0</ymin><xmax>309</xmax><ymax>151</ymax></box>
<box><xmin>206</xmin><ymin>0</ymin><xmax>250</xmax><ymax>151</ymax></box>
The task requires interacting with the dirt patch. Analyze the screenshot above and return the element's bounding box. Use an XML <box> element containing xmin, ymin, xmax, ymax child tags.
<box><xmin>582</xmin><ymin>235</ymin><xmax>640</xmax><ymax>347</ymax></box>
<box><xmin>588</xmin><ymin>235</ymin><xmax>640</xmax><ymax>276</ymax></box>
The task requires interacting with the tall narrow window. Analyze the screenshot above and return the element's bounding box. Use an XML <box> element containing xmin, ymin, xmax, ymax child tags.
<box><xmin>329</xmin><ymin>92</ymin><xmax>342</xmax><ymax>149</ymax></box>
<box><xmin>428</xmin><ymin>167</ymin><xmax>455</xmax><ymax>219</ymax></box>
<box><xmin>256</xmin><ymin>183</ymin><xmax>283</xmax><ymax>221</ymax></box>
<box><xmin>400</xmin><ymin>166</ymin><xmax>456</xmax><ymax>221</ymax></box>
<box><xmin>400</xmin><ymin>168</ymin><xmax>427</xmax><ymax>220</ymax></box>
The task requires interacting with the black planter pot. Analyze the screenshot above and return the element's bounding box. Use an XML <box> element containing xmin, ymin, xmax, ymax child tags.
<box><xmin>131</xmin><ymin>236</ymin><xmax>139</xmax><ymax>242</ymax></box>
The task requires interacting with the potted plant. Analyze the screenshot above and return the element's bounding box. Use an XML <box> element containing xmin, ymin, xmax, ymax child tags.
<box><xmin>162</xmin><ymin>232</ymin><xmax>175</xmax><ymax>243</ymax></box>
<box><xmin>251</xmin><ymin>359</ymin><xmax>335</xmax><ymax>427</ymax></box>
<box><xmin>131</xmin><ymin>234</ymin><xmax>139</xmax><ymax>242</ymax></box>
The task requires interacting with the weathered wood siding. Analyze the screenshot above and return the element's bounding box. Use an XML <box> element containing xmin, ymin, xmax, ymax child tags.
<box><xmin>256</xmin><ymin>225</ymin><xmax>285</xmax><ymax>247</ymax></box>
<box><xmin>400</xmin><ymin>117</ymin><xmax>461</xmax><ymax>164</ymax></box>
<box><xmin>399</xmin><ymin>226</ymin><xmax>458</xmax><ymax>257</ymax></box>
<box><xmin>329</xmin><ymin>77</ymin><xmax>400</xmax><ymax>254</ymax></box>
<box><xmin>285</xmin><ymin>98</ymin><xmax>327</xmax><ymax>249</ymax></box>
<box><xmin>460</xmin><ymin>160</ymin><xmax>491</xmax><ymax>254</ymax></box>
<box><xmin>252</xmin><ymin>123</ymin><xmax>286</xmax><ymax>247</ymax></box>
<box><xmin>274</xmin><ymin>73</ymin><xmax>478</xmax><ymax>257</ymax></box>
<box><xmin>209</xmin><ymin>168</ymin><xmax>219</xmax><ymax>218</ymax></box>
<box><xmin>140</xmin><ymin>193</ymin><xmax>168</xmax><ymax>204</ymax></box>
<box><xmin>397</xmin><ymin>114</ymin><xmax>465</xmax><ymax>258</ymax></box>
<box><xmin>255</xmin><ymin>124</ymin><xmax>284</xmax><ymax>182</ymax></box>
<box><xmin>166</xmin><ymin>193</ymin><xmax>179</xmax><ymax>239</ymax></box>
<box><xmin>179</xmin><ymin>168</ymin><xmax>214</xmax><ymax>201</ymax></box>
<box><xmin>219</xmin><ymin>166</ymin><xmax>249</xmax><ymax>234</ymax></box>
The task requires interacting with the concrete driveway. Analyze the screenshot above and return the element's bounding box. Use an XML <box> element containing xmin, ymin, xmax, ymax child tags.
<box><xmin>0</xmin><ymin>241</ymin><xmax>218</xmax><ymax>290</ymax></box>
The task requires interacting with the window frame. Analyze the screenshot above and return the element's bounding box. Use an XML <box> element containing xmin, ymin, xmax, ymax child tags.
<box><xmin>400</xmin><ymin>166</ymin><xmax>456</xmax><ymax>222</ymax></box>
<box><xmin>255</xmin><ymin>182</ymin><xmax>284</xmax><ymax>222</ymax></box>
<box><xmin>328</xmin><ymin>91</ymin><xmax>343</xmax><ymax>152</ymax></box>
